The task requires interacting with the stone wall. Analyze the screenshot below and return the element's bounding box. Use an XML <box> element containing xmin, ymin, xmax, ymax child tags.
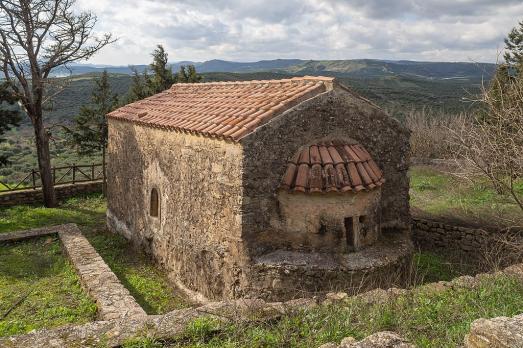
<box><xmin>107</xmin><ymin>83</ymin><xmax>412</xmax><ymax>302</ymax></box>
<box><xmin>0</xmin><ymin>181</ymin><xmax>102</xmax><ymax>207</ymax></box>
<box><xmin>240</xmin><ymin>84</ymin><xmax>411</xmax><ymax>257</ymax></box>
<box><xmin>106</xmin><ymin>119</ymin><xmax>247</xmax><ymax>301</ymax></box>
<box><xmin>412</xmin><ymin>218</ymin><xmax>523</xmax><ymax>267</ymax></box>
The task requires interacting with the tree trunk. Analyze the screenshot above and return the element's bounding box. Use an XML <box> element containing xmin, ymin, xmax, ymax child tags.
<box><xmin>102</xmin><ymin>147</ymin><xmax>107</xmax><ymax>197</ymax></box>
<box><xmin>33</xmin><ymin>114</ymin><xmax>57</xmax><ymax>207</ymax></box>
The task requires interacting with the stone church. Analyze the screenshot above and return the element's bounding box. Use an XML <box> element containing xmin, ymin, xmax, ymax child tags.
<box><xmin>106</xmin><ymin>76</ymin><xmax>412</xmax><ymax>301</ymax></box>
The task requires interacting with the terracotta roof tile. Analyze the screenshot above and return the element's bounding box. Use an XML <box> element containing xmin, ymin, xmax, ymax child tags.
<box><xmin>280</xmin><ymin>142</ymin><xmax>385</xmax><ymax>194</ymax></box>
<box><xmin>108</xmin><ymin>76</ymin><xmax>333</xmax><ymax>141</ymax></box>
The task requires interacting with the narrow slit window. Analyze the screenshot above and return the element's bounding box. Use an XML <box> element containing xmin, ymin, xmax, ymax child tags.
<box><xmin>344</xmin><ymin>217</ymin><xmax>354</xmax><ymax>249</ymax></box>
<box><xmin>359</xmin><ymin>215</ymin><xmax>368</xmax><ymax>238</ymax></box>
<box><xmin>150</xmin><ymin>188</ymin><xmax>159</xmax><ymax>217</ymax></box>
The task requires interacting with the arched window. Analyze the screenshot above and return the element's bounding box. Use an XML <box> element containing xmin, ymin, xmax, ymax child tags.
<box><xmin>150</xmin><ymin>188</ymin><xmax>159</xmax><ymax>217</ymax></box>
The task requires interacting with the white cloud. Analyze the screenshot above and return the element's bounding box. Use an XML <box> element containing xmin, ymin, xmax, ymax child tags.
<box><xmin>75</xmin><ymin>0</ymin><xmax>523</xmax><ymax>64</ymax></box>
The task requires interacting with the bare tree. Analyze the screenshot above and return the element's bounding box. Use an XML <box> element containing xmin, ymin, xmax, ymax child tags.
<box><xmin>405</xmin><ymin>108</ymin><xmax>459</xmax><ymax>160</ymax></box>
<box><xmin>0</xmin><ymin>0</ymin><xmax>114</xmax><ymax>207</ymax></box>
<box><xmin>449</xmin><ymin>70</ymin><xmax>523</xmax><ymax>213</ymax></box>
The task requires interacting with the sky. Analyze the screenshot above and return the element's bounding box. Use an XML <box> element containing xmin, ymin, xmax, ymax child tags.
<box><xmin>76</xmin><ymin>0</ymin><xmax>523</xmax><ymax>65</ymax></box>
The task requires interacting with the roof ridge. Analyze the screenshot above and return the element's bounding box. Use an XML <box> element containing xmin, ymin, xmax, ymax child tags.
<box><xmin>170</xmin><ymin>76</ymin><xmax>335</xmax><ymax>88</ymax></box>
<box><xmin>109</xmin><ymin>77</ymin><xmax>334</xmax><ymax>142</ymax></box>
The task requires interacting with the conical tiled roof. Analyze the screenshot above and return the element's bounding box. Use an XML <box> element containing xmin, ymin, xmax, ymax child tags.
<box><xmin>107</xmin><ymin>76</ymin><xmax>334</xmax><ymax>141</ymax></box>
<box><xmin>280</xmin><ymin>141</ymin><xmax>385</xmax><ymax>193</ymax></box>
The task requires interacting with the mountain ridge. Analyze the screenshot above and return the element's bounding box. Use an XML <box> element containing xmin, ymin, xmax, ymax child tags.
<box><xmin>51</xmin><ymin>58</ymin><xmax>496</xmax><ymax>81</ymax></box>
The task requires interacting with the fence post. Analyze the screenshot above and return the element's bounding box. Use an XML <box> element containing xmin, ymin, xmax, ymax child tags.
<box><xmin>52</xmin><ymin>167</ymin><xmax>56</xmax><ymax>185</ymax></box>
<box><xmin>72</xmin><ymin>163</ymin><xmax>76</xmax><ymax>184</ymax></box>
<box><xmin>31</xmin><ymin>169</ymin><xmax>36</xmax><ymax>190</ymax></box>
<box><xmin>91</xmin><ymin>163</ymin><xmax>95</xmax><ymax>180</ymax></box>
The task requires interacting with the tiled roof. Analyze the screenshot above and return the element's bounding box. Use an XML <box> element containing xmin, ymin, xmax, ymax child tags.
<box><xmin>108</xmin><ymin>76</ymin><xmax>334</xmax><ymax>141</ymax></box>
<box><xmin>280</xmin><ymin>142</ymin><xmax>385</xmax><ymax>194</ymax></box>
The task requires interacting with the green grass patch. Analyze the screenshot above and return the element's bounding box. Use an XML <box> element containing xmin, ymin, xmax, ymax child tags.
<box><xmin>409</xmin><ymin>165</ymin><xmax>523</xmax><ymax>226</ymax></box>
<box><xmin>410</xmin><ymin>166</ymin><xmax>451</xmax><ymax>192</ymax></box>
<box><xmin>0</xmin><ymin>237</ymin><xmax>97</xmax><ymax>337</ymax></box>
<box><xmin>157</xmin><ymin>274</ymin><xmax>523</xmax><ymax>348</ymax></box>
<box><xmin>413</xmin><ymin>252</ymin><xmax>472</xmax><ymax>283</ymax></box>
<box><xmin>0</xmin><ymin>193</ymin><xmax>106</xmax><ymax>233</ymax></box>
<box><xmin>0</xmin><ymin>194</ymin><xmax>189</xmax><ymax>317</ymax></box>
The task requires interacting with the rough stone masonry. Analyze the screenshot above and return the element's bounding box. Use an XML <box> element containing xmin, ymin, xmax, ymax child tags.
<box><xmin>106</xmin><ymin>76</ymin><xmax>412</xmax><ymax>301</ymax></box>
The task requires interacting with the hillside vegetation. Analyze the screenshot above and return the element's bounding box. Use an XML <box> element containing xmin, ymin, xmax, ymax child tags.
<box><xmin>0</xmin><ymin>62</ymin><xmax>487</xmax><ymax>184</ymax></box>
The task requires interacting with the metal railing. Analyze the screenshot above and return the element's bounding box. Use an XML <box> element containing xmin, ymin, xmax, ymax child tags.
<box><xmin>0</xmin><ymin>163</ymin><xmax>105</xmax><ymax>192</ymax></box>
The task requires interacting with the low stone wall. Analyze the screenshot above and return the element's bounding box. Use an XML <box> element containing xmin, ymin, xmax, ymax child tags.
<box><xmin>58</xmin><ymin>225</ymin><xmax>146</xmax><ymax>320</ymax></box>
<box><xmin>0</xmin><ymin>224</ymin><xmax>146</xmax><ymax>322</ymax></box>
<box><xmin>0</xmin><ymin>181</ymin><xmax>102</xmax><ymax>207</ymax></box>
<box><xmin>412</xmin><ymin>218</ymin><xmax>523</xmax><ymax>267</ymax></box>
<box><xmin>4</xmin><ymin>259</ymin><xmax>523</xmax><ymax>347</ymax></box>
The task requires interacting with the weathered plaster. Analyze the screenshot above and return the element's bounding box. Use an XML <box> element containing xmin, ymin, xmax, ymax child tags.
<box><xmin>107</xmin><ymin>120</ymin><xmax>247</xmax><ymax>300</ymax></box>
<box><xmin>275</xmin><ymin>189</ymin><xmax>381</xmax><ymax>252</ymax></box>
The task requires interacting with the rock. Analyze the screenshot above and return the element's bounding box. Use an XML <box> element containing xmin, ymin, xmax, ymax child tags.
<box><xmin>318</xmin><ymin>332</ymin><xmax>413</xmax><ymax>348</ymax></box>
<box><xmin>324</xmin><ymin>292</ymin><xmax>348</xmax><ymax>304</ymax></box>
<box><xmin>318</xmin><ymin>343</ymin><xmax>338</xmax><ymax>348</ymax></box>
<box><xmin>503</xmin><ymin>264</ymin><xmax>523</xmax><ymax>282</ymax></box>
<box><xmin>348</xmin><ymin>331</ymin><xmax>414</xmax><ymax>347</ymax></box>
<box><xmin>451</xmin><ymin>275</ymin><xmax>477</xmax><ymax>288</ymax></box>
<box><xmin>357</xmin><ymin>288</ymin><xmax>406</xmax><ymax>305</ymax></box>
<box><xmin>339</xmin><ymin>336</ymin><xmax>357</xmax><ymax>347</ymax></box>
<box><xmin>465</xmin><ymin>314</ymin><xmax>523</xmax><ymax>348</ymax></box>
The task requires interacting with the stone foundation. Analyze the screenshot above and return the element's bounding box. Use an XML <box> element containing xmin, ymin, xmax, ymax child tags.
<box><xmin>0</xmin><ymin>181</ymin><xmax>102</xmax><ymax>207</ymax></box>
<box><xmin>249</xmin><ymin>232</ymin><xmax>413</xmax><ymax>301</ymax></box>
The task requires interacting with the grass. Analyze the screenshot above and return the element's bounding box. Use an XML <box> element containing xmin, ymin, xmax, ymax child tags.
<box><xmin>409</xmin><ymin>165</ymin><xmax>523</xmax><ymax>228</ymax></box>
<box><xmin>413</xmin><ymin>252</ymin><xmax>472</xmax><ymax>283</ymax></box>
<box><xmin>123</xmin><ymin>274</ymin><xmax>523</xmax><ymax>348</ymax></box>
<box><xmin>87</xmin><ymin>232</ymin><xmax>188</xmax><ymax>314</ymax></box>
<box><xmin>0</xmin><ymin>236</ymin><xmax>97</xmax><ymax>337</ymax></box>
<box><xmin>0</xmin><ymin>194</ymin><xmax>106</xmax><ymax>233</ymax></box>
<box><xmin>0</xmin><ymin>193</ymin><xmax>189</xmax><ymax>323</ymax></box>
<box><xmin>1</xmin><ymin>184</ymin><xmax>521</xmax><ymax>346</ymax></box>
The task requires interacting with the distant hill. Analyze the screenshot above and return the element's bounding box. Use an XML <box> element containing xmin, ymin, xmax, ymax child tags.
<box><xmin>1</xmin><ymin>58</ymin><xmax>495</xmax><ymax>182</ymax></box>
<box><xmin>50</xmin><ymin>58</ymin><xmax>496</xmax><ymax>82</ymax></box>
<box><xmin>49</xmin><ymin>59</ymin><xmax>304</xmax><ymax>77</ymax></box>
<box><xmin>283</xmin><ymin>59</ymin><xmax>495</xmax><ymax>82</ymax></box>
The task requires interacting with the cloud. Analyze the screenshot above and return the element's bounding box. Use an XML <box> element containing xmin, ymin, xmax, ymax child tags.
<box><xmin>76</xmin><ymin>0</ymin><xmax>523</xmax><ymax>65</ymax></box>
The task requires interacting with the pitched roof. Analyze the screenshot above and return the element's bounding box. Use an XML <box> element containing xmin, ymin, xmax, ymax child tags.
<box><xmin>107</xmin><ymin>76</ymin><xmax>334</xmax><ymax>141</ymax></box>
<box><xmin>280</xmin><ymin>141</ymin><xmax>385</xmax><ymax>194</ymax></box>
